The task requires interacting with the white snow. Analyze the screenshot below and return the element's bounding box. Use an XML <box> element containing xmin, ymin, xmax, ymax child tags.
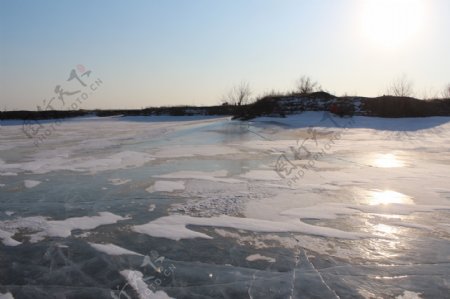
<box><xmin>146</xmin><ymin>181</ymin><xmax>185</xmax><ymax>193</ymax></box>
<box><xmin>0</xmin><ymin>151</ymin><xmax>154</xmax><ymax>175</ymax></box>
<box><xmin>132</xmin><ymin>214</ymin><xmax>367</xmax><ymax>241</ymax></box>
<box><xmin>37</xmin><ymin>212</ymin><xmax>128</xmax><ymax>241</ymax></box>
<box><xmin>240</xmin><ymin>170</ymin><xmax>283</xmax><ymax>181</ymax></box>
<box><xmin>133</xmin><ymin>200</ymin><xmax>450</xmax><ymax>242</ymax></box>
<box><xmin>68</xmin><ymin>151</ymin><xmax>155</xmax><ymax>173</ymax></box>
<box><xmin>0</xmin><ymin>228</ymin><xmax>21</xmax><ymax>246</ymax></box>
<box><xmin>153</xmin><ymin>144</ymin><xmax>240</xmax><ymax>158</ymax></box>
<box><xmin>0</xmin><ymin>292</ymin><xmax>14</xmax><ymax>299</ymax></box>
<box><xmin>246</xmin><ymin>254</ymin><xmax>275</xmax><ymax>263</ymax></box>
<box><xmin>108</xmin><ymin>178</ymin><xmax>131</xmax><ymax>185</ymax></box>
<box><xmin>0</xmin><ymin>172</ymin><xmax>17</xmax><ymax>176</ymax></box>
<box><xmin>89</xmin><ymin>242</ymin><xmax>142</xmax><ymax>256</ymax></box>
<box><xmin>396</xmin><ymin>291</ymin><xmax>423</xmax><ymax>299</ymax></box>
<box><xmin>280</xmin><ymin>203</ymin><xmax>450</xmax><ymax>219</ymax></box>
<box><xmin>120</xmin><ymin>270</ymin><xmax>173</xmax><ymax>299</ymax></box>
<box><xmin>0</xmin><ymin>212</ymin><xmax>128</xmax><ymax>243</ymax></box>
<box><xmin>389</xmin><ymin>221</ymin><xmax>433</xmax><ymax>230</ymax></box>
<box><xmin>280</xmin><ymin>203</ymin><xmax>361</xmax><ymax>220</ymax></box>
<box><xmin>155</xmin><ymin>170</ymin><xmax>243</xmax><ymax>184</ymax></box>
<box><xmin>24</xmin><ymin>180</ymin><xmax>41</xmax><ymax>188</ymax></box>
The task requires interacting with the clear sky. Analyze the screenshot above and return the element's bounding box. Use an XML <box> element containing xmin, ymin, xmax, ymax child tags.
<box><xmin>1</xmin><ymin>0</ymin><xmax>449</xmax><ymax>110</ymax></box>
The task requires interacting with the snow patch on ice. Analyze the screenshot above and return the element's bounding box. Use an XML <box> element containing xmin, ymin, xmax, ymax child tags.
<box><xmin>0</xmin><ymin>228</ymin><xmax>21</xmax><ymax>246</ymax></box>
<box><xmin>358</xmin><ymin>289</ymin><xmax>382</xmax><ymax>299</ymax></box>
<box><xmin>240</xmin><ymin>170</ymin><xmax>283</xmax><ymax>181</ymax></box>
<box><xmin>354</xmin><ymin>203</ymin><xmax>450</xmax><ymax>215</ymax></box>
<box><xmin>0</xmin><ymin>292</ymin><xmax>14</xmax><ymax>299</ymax></box>
<box><xmin>246</xmin><ymin>254</ymin><xmax>275</xmax><ymax>263</ymax></box>
<box><xmin>280</xmin><ymin>203</ymin><xmax>361</xmax><ymax>220</ymax></box>
<box><xmin>71</xmin><ymin>151</ymin><xmax>155</xmax><ymax>173</ymax></box>
<box><xmin>146</xmin><ymin>181</ymin><xmax>185</xmax><ymax>193</ymax></box>
<box><xmin>155</xmin><ymin>170</ymin><xmax>243</xmax><ymax>184</ymax></box>
<box><xmin>139</xmin><ymin>201</ymin><xmax>450</xmax><ymax>242</ymax></box>
<box><xmin>153</xmin><ymin>144</ymin><xmax>240</xmax><ymax>158</ymax></box>
<box><xmin>281</xmin><ymin>202</ymin><xmax>450</xmax><ymax>219</ymax></box>
<box><xmin>120</xmin><ymin>270</ymin><xmax>173</xmax><ymax>299</ymax></box>
<box><xmin>38</xmin><ymin>212</ymin><xmax>128</xmax><ymax>241</ymax></box>
<box><xmin>89</xmin><ymin>242</ymin><xmax>142</xmax><ymax>256</ymax></box>
<box><xmin>108</xmin><ymin>178</ymin><xmax>131</xmax><ymax>186</ymax></box>
<box><xmin>133</xmin><ymin>214</ymin><xmax>366</xmax><ymax>241</ymax></box>
<box><xmin>0</xmin><ymin>172</ymin><xmax>17</xmax><ymax>176</ymax></box>
<box><xmin>169</xmin><ymin>194</ymin><xmax>246</xmax><ymax>217</ymax></box>
<box><xmin>0</xmin><ymin>151</ymin><xmax>154</xmax><ymax>174</ymax></box>
<box><xmin>0</xmin><ymin>212</ymin><xmax>128</xmax><ymax>243</ymax></box>
<box><xmin>389</xmin><ymin>221</ymin><xmax>433</xmax><ymax>231</ymax></box>
<box><xmin>396</xmin><ymin>290</ymin><xmax>423</xmax><ymax>299</ymax></box>
<box><xmin>24</xmin><ymin>180</ymin><xmax>41</xmax><ymax>188</ymax></box>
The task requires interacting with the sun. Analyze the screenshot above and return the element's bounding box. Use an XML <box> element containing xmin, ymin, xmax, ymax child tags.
<box><xmin>361</xmin><ymin>0</ymin><xmax>426</xmax><ymax>49</ymax></box>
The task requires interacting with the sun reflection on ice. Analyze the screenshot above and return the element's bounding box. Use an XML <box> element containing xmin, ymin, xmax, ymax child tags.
<box><xmin>373</xmin><ymin>153</ymin><xmax>405</xmax><ymax>168</ymax></box>
<box><xmin>368</xmin><ymin>190</ymin><xmax>414</xmax><ymax>205</ymax></box>
<box><xmin>358</xmin><ymin>190</ymin><xmax>416</xmax><ymax>261</ymax></box>
<box><xmin>373</xmin><ymin>223</ymin><xmax>398</xmax><ymax>236</ymax></box>
<box><xmin>360</xmin><ymin>220</ymin><xmax>404</xmax><ymax>260</ymax></box>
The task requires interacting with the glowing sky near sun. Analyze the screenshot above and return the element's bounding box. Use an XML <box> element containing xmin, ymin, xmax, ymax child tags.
<box><xmin>1</xmin><ymin>0</ymin><xmax>449</xmax><ymax>110</ymax></box>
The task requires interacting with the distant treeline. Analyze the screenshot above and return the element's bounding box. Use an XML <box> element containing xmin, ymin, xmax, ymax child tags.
<box><xmin>2</xmin><ymin>93</ymin><xmax>450</xmax><ymax>121</ymax></box>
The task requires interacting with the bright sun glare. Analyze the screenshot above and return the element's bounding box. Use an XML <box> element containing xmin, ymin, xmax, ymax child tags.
<box><xmin>373</xmin><ymin>153</ymin><xmax>405</xmax><ymax>168</ymax></box>
<box><xmin>369</xmin><ymin>190</ymin><xmax>414</xmax><ymax>205</ymax></box>
<box><xmin>361</xmin><ymin>0</ymin><xmax>426</xmax><ymax>49</ymax></box>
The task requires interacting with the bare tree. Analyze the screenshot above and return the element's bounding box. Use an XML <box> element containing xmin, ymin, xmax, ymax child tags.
<box><xmin>222</xmin><ymin>81</ymin><xmax>252</xmax><ymax>106</ymax></box>
<box><xmin>386</xmin><ymin>75</ymin><xmax>414</xmax><ymax>97</ymax></box>
<box><xmin>420</xmin><ymin>87</ymin><xmax>439</xmax><ymax>100</ymax></box>
<box><xmin>295</xmin><ymin>76</ymin><xmax>321</xmax><ymax>95</ymax></box>
<box><xmin>442</xmin><ymin>84</ymin><xmax>450</xmax><ymax>99</ymax></box>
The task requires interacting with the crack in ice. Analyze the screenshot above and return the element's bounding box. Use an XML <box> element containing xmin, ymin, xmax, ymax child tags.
<box><xmin>304</xmin><ymin>251</ymin><xmax>341</xmax><ymax>299</ymax></box>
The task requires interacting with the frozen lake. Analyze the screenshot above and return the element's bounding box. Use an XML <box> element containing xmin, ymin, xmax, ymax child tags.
<box><xmin>1</xmin><ymin>112</ymin><xmax>450</xmax><ymax>299</ymax></box>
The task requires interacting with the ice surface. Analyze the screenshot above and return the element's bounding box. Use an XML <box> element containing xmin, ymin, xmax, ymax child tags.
<box><xmin>0</xmin><ymin>151</ymin><xmax>155</xmax><ymax>174</ymax></box>
<box><xmin>1</xmin><ymin>114</ymin><xmax>450</xmax><ymax>298</ymax></box>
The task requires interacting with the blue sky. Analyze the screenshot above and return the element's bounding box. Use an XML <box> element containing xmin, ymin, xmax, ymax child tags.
<box><xmin>1</xmin><ymin>0</ymin><xmax>449</xmax><ymax>110</ymax></box>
